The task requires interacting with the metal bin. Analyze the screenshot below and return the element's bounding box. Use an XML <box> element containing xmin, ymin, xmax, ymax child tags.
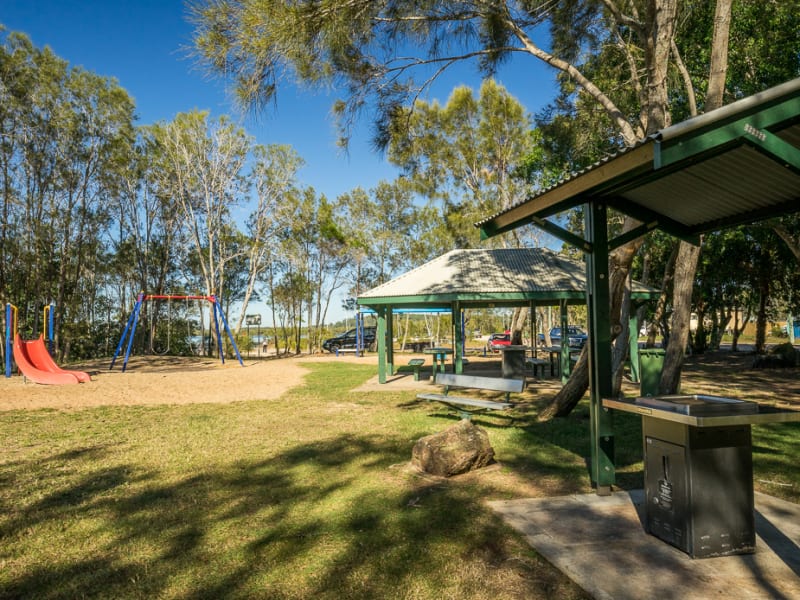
<box><xmin>637</xmin><ymin>395</ymin><xmax>757</xmax><ymax>558</ymax></box>
<box><xmin>638</xmin><ymin>348</ymin><xmax>665</xmax><ymax>397</ymax></box>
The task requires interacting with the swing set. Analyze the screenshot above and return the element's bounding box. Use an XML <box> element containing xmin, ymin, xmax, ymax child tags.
<box><xmin>110</xmin><ymin>292</ymin><xmax>243</xmax><ymax>372</ymax></box>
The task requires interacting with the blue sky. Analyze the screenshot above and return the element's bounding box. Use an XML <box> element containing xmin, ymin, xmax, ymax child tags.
<box><xmin>2</xmin><ymin>0</ymin><xmax>558</xmax><ymax>200</ymax></box>
<box><xmin>2</xmin><ymin>1</ymin><xmax>559</xmax><ymax>324</ymax></box>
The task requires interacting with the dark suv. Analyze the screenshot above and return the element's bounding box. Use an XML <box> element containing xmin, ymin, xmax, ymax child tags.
<box><xmin>322</xmin><ymin>327</ymin><xmax>377</xmax><ymax>353</ymax></box>
<box><xmin>538</xmin><ymin>326</ymin><xmax>588</xmax><ymax>348</ymax></box>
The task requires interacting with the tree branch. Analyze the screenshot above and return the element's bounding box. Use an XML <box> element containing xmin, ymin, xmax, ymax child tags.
<box><xmin>502</xmin><ymin>15</ymin><xmax>640</xmax><ymax>145</ymax></box>
<box><xmin>670</xmin><ymin>38</ymin><xmax>698</xmax><ymax>116</ymax></box>
<box><xmin>601</xmin><ymin>0</ymin><xmax>645</xmax><ymax>37</ymax></box>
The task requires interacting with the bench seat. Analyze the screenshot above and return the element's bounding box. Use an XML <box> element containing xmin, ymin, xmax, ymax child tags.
<box><xmin>417</xmin><ymin>373</ymin><xmax>525</xmax><ymax>419</ymax></box>
<box><xmin>526</xmin><ymin>357</ymin><xmax>550</xmax><ymax>377</ymax></box>
<box><xmin>416</xmin><ymin>393</ymin><xmax>512</xmax><ymax>411</ymax></box>
<box><xmin>408</xmin><ymin>358</ymin><xmax>426</xmax><ymax>381</ymax></box>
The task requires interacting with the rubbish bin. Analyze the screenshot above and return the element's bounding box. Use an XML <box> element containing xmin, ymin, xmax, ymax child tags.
<box><xmin>639</xmin><ymin>348</ymin><xmax>665</xmax><ymax>397</ymax></box>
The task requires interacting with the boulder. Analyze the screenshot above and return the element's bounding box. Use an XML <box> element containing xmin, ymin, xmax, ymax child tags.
<box><xmin>412</xmin><ymin>419</ymin><xmax>495</xmax><ymax>477</ymax></box>
<box><xmin>752</xmin><ymin>343</ymin><xmax>799</xmax><ymax>369</ymax></box>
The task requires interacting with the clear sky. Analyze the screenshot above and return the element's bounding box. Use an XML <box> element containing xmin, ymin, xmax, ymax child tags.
<box><xmin>2</xmin><ymin>0</ymin><xmax>559</xmax><ymax>324</ymax></box>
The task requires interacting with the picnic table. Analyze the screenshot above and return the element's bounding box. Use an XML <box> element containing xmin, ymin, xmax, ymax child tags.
<box><xmin>540</xmin><ymin>346</ymin><xmax>582</xmax><ymax>377</ymax></box>
<box><xmin>423</xmin><ymin>347</ymin><xmax>453</xmax><ymax>377</ymax></box>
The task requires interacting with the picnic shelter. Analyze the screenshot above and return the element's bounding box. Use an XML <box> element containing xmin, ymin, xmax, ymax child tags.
<box><xmin>357</xmin><ymin>247</ymin><xmax>657</xmax><ymax>383</ymax></box>
<box><xmin>476</xmin><ymin>76</ymin><xmax>800</xmax><ymax>494</ymax></box>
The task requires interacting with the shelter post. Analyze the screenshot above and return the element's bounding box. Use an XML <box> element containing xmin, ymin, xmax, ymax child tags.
<box><xmin>376</xmin><ymin>307</ymin><xmax>387</xmax><ymax>383</ymax></box>
<box><xmin>628</xmin><ymin>308</ymin><xmax>641</xmax><ymax>384</ymax></box>
<box><xmin>386</xmin><ymin>307</ymin><xmax>394</xmax><ymax>375</ymax></box>
<box><xmin>586</xmin><ymin>201</ymin><xmax>615</xmax><ymax>494</ymax></box>
<box><xmin>560</xmin><ymin>300</ymin><xmax>570</xmax><ymax>383</ymax></box>
<box><xmin>529</xmin><ymin>301</ymin><xmax>536</xmax><ymax>358</ymax></box>
<box><xmin>452</xmin><ymin>302</ymin><xmax>463</xmax><ymax>374</ymax></box>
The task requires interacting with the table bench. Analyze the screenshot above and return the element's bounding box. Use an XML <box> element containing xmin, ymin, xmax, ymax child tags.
<box><xmin>416</xmin><ymin>373</ymin><xmax>525</xmax><ymax>419</ymax></box>
<box><xmin>526</xmin><ymin>357</ymin><xmax>550</xmax><ymax>378</ymax></box>
<box><xmin>408</xmin><ymin>358</ymin><xmax>426</xmax><ymax>380</ymax></box>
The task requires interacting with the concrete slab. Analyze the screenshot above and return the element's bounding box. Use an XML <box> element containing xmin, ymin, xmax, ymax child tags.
<box><xmin>489</xmin><ymin>490</ymin><xmax>800</xmax><ymax>600</ymax></box>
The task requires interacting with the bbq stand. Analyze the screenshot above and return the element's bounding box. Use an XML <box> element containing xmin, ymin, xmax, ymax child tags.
<box><xmin>604</xmin><ymin>395</ymin><xmax>800</xmax><ymax>558</ymax></box>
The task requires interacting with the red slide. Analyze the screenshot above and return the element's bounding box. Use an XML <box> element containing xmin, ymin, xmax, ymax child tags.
<box><xmin>13</xmin><ymin>335</ymin><xmax>90</xmax><ymax>385</ymax></box>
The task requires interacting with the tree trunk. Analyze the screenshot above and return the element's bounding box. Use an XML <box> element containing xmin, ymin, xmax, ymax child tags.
<box><xmin>510</xmin><ymin>306</ymin><xmax>527</xmax><ymax>345</ymax></box>
<box><xmin>659</xmin><ymin>0</ymin><xmax>732</xmax><ymax>392</ymax></box>
<box><xmin>538</xmin><ymin>348</ymin><xmax>589</xmax><ymax>420</ymax></box>
<box><xmin>754</xmin><ymin>266</ymin><xmax>769</xmax><ymax>353</ymax></box>
<box><xmin>659</xmin><ymin>241</ymin><xmax>702</xmax><ymax>394</ymax></box>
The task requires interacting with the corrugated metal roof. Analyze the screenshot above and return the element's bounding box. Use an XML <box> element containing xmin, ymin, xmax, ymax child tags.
<box><xmin>477</xmin><ymin>77</ymin><xmax>800</xmax><ymax>239</ymax></box>
<box><xmin>358</xmin><ymin>248</ymin><xmax>656</xmax><ymax>303</ymax></box>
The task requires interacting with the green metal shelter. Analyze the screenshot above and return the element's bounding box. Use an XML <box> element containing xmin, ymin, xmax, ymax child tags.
<box><xmin>476</xmin><ymin>77</ymin><xmax>800</xmax><ymax>494</ymax></box>
<box><xmin>357</xmin><ymin>247</ymin><xmax>657</xmax><ymax>384</ymax></box>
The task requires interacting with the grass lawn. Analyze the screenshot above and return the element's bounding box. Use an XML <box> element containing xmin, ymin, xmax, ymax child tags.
<box><xmin>1</xmin><ymin>356</ymin><xmax>798</xmax><ymax>599</ymax></box>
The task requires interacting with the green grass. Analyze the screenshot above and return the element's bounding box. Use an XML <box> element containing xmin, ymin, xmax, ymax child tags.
<box><xmin>0</xmin><ymin>363</ymin><xmax>589</xmax><ymax>599</ymax></box>
<box><xmin>0</xmin><ymin>361</ymin><xmax>797</xmax><ymax>599</ymax></box>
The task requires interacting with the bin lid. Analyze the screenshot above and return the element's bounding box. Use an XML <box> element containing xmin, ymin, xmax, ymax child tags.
<box><xmin>634</xmin><ymin>394</ymin><xmax>758</xmax><ymax>416</ymax></box>
<box><xmin>639</xmin><ymin>348</ymin><xmax>665</xmax><ymax>356</ymax></box>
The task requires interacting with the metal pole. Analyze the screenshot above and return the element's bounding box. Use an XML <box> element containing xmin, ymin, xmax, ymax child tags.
<box><xmin>213</xmin><ymin>296</ymin><xmax>244</xmax><ymax>366</ymax></box>
<box><xmin>4</xmin><ymin>303</ymin><xmax>12</xmax><ymax>378</ymax></box>
<box><xmin>376</xmin><ymin>307</ymin><xmax>387</xmax><ymax>383</ymax></box>
<box><xmin>585</xmin><ymin>201</ymin><xmax>615</xmax><ymax>494</ymax></box>
<box><xmin>110</xmin><ymin>292</ymin><xmax>143</xmax><ymax>371</ymax></box>
<box><xmin>121</xmin><ymin>296</ymin><xmax>144</xmax><ymax>372</ymax></box>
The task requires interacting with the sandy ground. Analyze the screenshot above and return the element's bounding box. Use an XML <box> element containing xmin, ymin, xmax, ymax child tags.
<box><xmin>0</xmin><ymin>351</ymin><xmax>541</xmax><ymax>411</ymax></box>
<box><xmin>2</xmin><ymin>348</ymin><xmax>798</xmax><ymax>412</ymax></box>
<box><xmin>0</xmin><ymin>354</ymin><xmax>325</xmax><ymax>411</ymax></box>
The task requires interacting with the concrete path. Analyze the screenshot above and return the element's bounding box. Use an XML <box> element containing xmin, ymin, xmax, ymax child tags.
<box><xmin>489</xmin><ymin>490</ymin><xmax>800</xmax><ymax>600</ymax></box>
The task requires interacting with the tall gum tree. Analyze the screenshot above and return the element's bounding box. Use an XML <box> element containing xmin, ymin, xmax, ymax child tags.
<box><xmin>189</xmin><ymin>0</ymin><xmax>759</xmax><ymax>411</ymax></box>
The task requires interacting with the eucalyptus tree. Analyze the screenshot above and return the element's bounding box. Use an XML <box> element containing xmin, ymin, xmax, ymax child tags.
<box><xmin>0</xmin><ymin>30</ymin><xmax>135</xmax><ymax>358</ymax></box>
<box><xmin>338</xmin><ymin>180</ymin><xmax>417</xmax><ymax>295</ymax></box>
<box><xmin>148</xmin><ymin>110</ymin><xmax>251</xmax><ymax>306</ymax></box>
<box><xmin>113</xmin><ymin>130</ymin><xmax>185</xmax><ymax>304</ymax></box>
<box><xmin>387</xmin><ymin>78</ymin><xmax>543</xmax><ymax>340</ymax></box>
<box><xmin>386</xmin><ymin>79</ymin><xmax>535</xmax><ymax>250</ymax></box>
<box><xmin>233</xmin><ymin>143</ymin><xmax>305</xmax><ymax>333</ymax></box>
<box><xmin>271</xmin><ymin>186</ymin><xmax>349</xmax><ymax>352</ymax></box>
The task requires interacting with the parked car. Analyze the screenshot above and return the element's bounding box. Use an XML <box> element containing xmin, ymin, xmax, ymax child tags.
<box><xmin>538</xmin><ymin>326</ymin><xmax>588</xmax><ymax>348</ymax></box>
<box><xmin>488</xmin><ymin>332</ymin><xmax>512</xmax><ymax>352</ymax></box>
<box><xmin>322</xmin><ymin>327</ymin><xmax>377</xmax><ymax>353</ymax></box>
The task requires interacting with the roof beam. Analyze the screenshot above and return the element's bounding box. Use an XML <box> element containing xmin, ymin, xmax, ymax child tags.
<box><xmin>606</xmin><ymin>196</ymin><xmax>701</xmax><ymax>245</ymax></box>
<box><xmin>529</xmin><ymin>216</ymin><xmax>592</xmax><ymax>252</ymax></box>
<box><xmin>655</xmin><ymin>95</ymin><xmax>800</xmax><ymax>169</ymax></box>
<box><xmin>742</xmin><ymin>125</ymin><xmax>800</xmax><ymax>175</ymax></box>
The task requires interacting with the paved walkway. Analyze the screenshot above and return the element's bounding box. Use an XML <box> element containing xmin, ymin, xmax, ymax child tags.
<box><xmin>490</xmin><ymin>490</ymin><xmax>800</xmax><ymax>600</ymax></box>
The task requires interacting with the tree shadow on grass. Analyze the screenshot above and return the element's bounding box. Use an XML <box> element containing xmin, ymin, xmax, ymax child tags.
<box><xmin>0</xmin><ymin>433</ymin><xmax>588</xmax><ymax>600</ymax></box>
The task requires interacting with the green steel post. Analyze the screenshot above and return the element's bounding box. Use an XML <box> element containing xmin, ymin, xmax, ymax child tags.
<box><xmin>585</xmin><ymin>201</ymin><xmax>615</xmax><ymax>494</ymax></box>
<box><xmin>560</xmin><ymin>300</ymin><xmax>570</xmax><ymax>384</ymax></box>
<box><xmin>377</xmin><ymin>308</ymin><xmax>387</xmax><ymax>384</ymax></box>
<box><xmin>386</xmin><ymin>308</ymin><xmax>394</xmax><ymax>375</ymax></box>
<box><xmin>629</xmin><ymin>313</ymin><xmax>640</xmax><ymax>383</ymax></box>
<box><xmin>453</xmin><ymin>302</ymin><xmax>463</xmax><ymax>374</ymax></box>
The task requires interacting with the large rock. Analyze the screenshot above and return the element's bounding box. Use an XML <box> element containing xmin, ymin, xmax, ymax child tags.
<box><xmin>752</xmin><ymin>342</ymin><xmax>799</xmax><ymax>369</ymax></box>
<box><xmin>412</xmin><ymin>420</ymin><xmax>495</xmax><ymax>477</ymax></box>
